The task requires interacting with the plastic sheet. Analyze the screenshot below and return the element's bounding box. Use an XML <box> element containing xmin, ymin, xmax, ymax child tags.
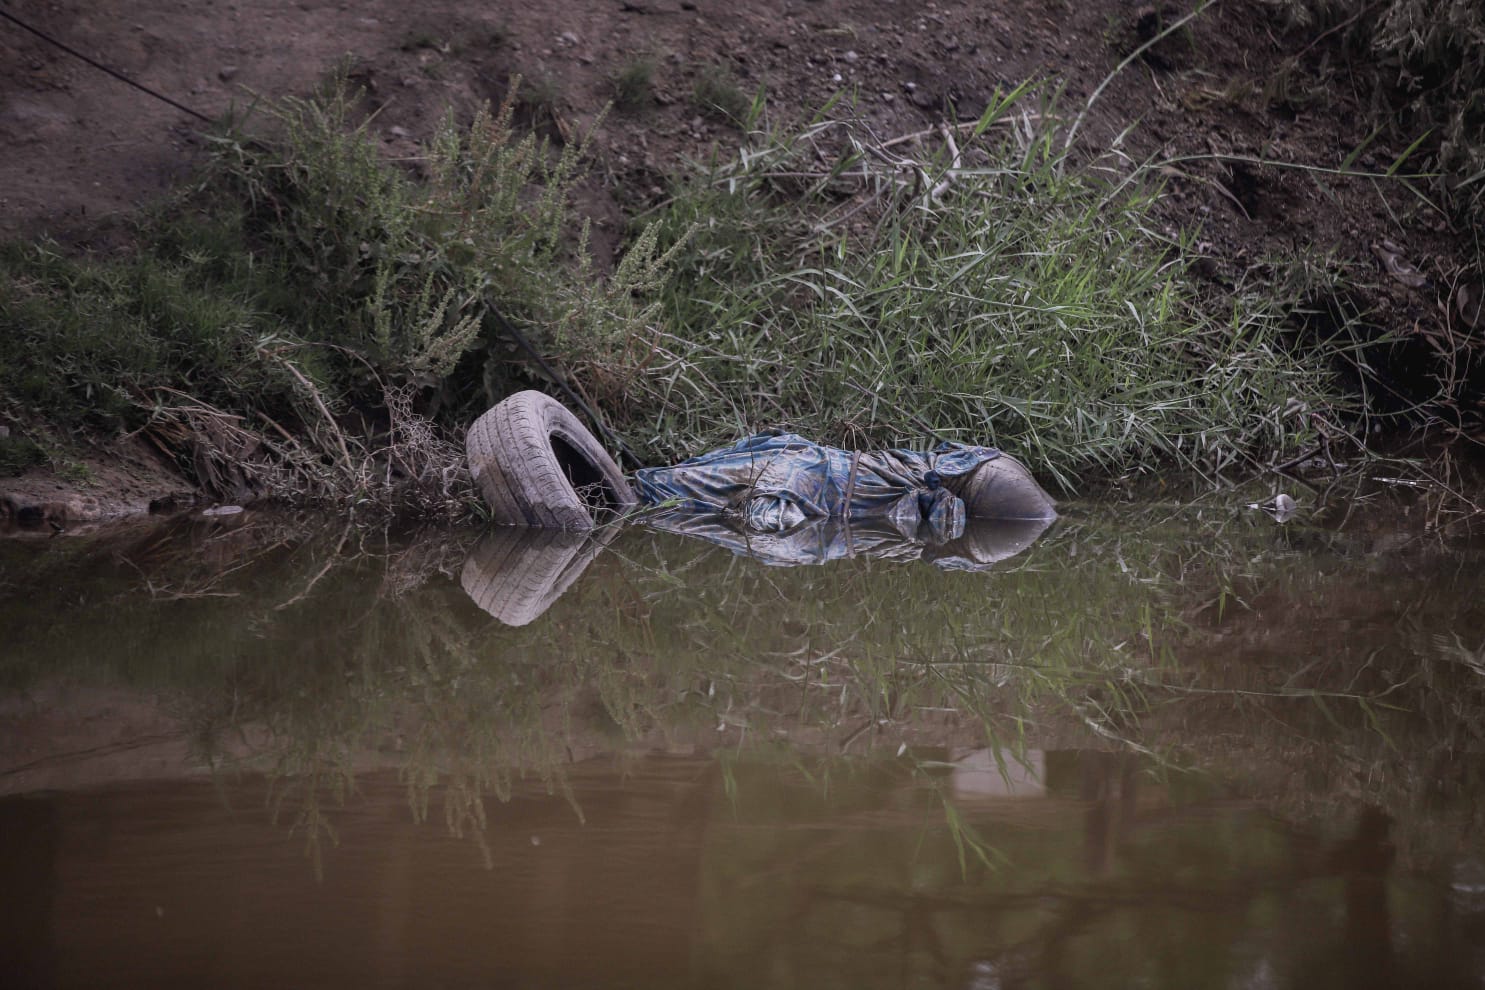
<box><xmin>634</xmin><ymin>431</ymin><xmax>1005</xmax><ymax>542</ymax></box>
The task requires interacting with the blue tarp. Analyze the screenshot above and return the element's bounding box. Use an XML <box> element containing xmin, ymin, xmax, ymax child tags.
<box><xmin>634</xmin><ymin>431</ymin><xmax>1003</xmax><ymax>541</ymax></box>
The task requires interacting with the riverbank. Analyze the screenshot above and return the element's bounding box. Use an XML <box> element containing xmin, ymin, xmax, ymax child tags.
<box><xmin>3</xmin><ymin>1</ymin><xmax>1481</xmax><ymax>517</ymax></box>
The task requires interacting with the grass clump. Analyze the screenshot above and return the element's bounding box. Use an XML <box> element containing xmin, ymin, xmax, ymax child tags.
<box><xmin>692</xmin><ymin>64</ymin><xmax>754</xmax><ymax>125</ymax></box>
<box><xmin>0</xmin><ymin>79</ymin><xmax>658</xmax><ymax>511</ymax></box>
<box><xmin>612</xmin><ymin>57</ymin><xmax>656</xmax><ymax>112</ymax></box>
<box><xmin>1267</xmin><ymin>0</ymin><xmax>1485</xmax><ymax>229</ymax></box>
<box><xmin>552</xmin><ymin>89</ymin><xmax>1347</xmax><ymax>485</ymax></box>
<box><xmin>514</xmin><ymin>73</ymin><xmax>563</xmax><ymax>126</ymax></box>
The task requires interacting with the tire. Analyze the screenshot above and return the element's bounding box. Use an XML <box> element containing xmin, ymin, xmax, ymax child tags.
<box><xmin>466</xmin><ymin>390</ymin><xmax>637</xmax><ymax>529</ymax></box>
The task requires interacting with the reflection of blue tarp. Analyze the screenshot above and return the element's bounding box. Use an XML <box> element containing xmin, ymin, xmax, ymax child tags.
<box><xmin>634</xmin><ymin>432</ymin><xmax>1002</xmax><ymax>540</ymax></box>
<box><xmin>642</xmin><ymin>510</ymin><xmax>1053</xmax><ymax>571</ymax></box>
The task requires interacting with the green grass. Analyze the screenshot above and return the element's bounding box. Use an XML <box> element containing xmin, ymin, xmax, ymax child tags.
<box><xmin>612</xmin><ymin>57</ymin><xmax>656</xmax><ymax>112</ymax></box>
<box><xmin>551</xmin><ymin>88</ymin><xmax>1346</xmax><ymax>486</ymax></box>
<box><xmin>692</xmin><ymin>63</ymin><xmax>753</xmax><ymax>125</ymax></box>
<box><xmin>0</xmin><ymin>78</ymin><xmax>657</xmax><ymax>510</ymax></box>
<box><xmin>0</xmin><ymin>234</ymin><xmax>284</xmax><ymax>432</ymax></box>
<box><xmin>0</xmin><ymin>79</ymin><xmax>1388</xmax><ymax>507</ymax></box>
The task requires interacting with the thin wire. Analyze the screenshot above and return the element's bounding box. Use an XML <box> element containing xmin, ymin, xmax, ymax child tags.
<box><xmin>489</xmin><ymin>308</ymin><xmax>643</xmax><ymax>468</ymax></box>
<box><xmin>0</xmin><ymin>7</ymin><xmax>215</xmax><ymax>124</ymax></box>
<box><xmin>1</xmin><ymin>6</ymin><xmax>636</xmax><ymax>466</ymax></box>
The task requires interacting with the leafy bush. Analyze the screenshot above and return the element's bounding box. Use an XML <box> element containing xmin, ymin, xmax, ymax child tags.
<box><xmin>1</xmin><ymin>81</ymin><xmax>1369</xmax><ymax>506</ymax></box>
<box><xmin>550</xmin><ymin>90</ymin><xmax>1344</xmax><ymax>485</ymax></box>
<box><xmin>0</xmin><ymin>80</ymin><xmax>661</xmax><ymax>509</ymax></box>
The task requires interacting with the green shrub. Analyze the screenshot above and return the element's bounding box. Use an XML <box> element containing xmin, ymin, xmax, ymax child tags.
<box><xmin>549</xmin><ymin>91</ymin><xmax>1346</xmax><ymax>485</ymax></box>
<box><xmin>612</xmin><ymin>57</ymin><xmax>656</xmax><ymax>112</ymax></box>
<box><xmin>0</xmin><ymin>80</ymin><xmax>662</xmax><ymax>508</ymax></box>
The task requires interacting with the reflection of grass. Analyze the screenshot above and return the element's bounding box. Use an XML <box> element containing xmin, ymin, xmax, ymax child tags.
<box><xmin>2</xmin><ymin>495</ymin><xmax>1482</xmax><ymax>864</ymax></box>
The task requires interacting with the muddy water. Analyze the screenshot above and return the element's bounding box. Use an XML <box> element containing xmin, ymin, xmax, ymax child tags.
<box><xmin>1</xmin><ymin>493</ymin><xmax>1483</xmax><ymax>988</ymax></box>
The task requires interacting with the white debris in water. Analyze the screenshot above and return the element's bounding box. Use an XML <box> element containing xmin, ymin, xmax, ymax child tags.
<box><xmin>1247</xmin><ymin>493</ymin><xmax>1296</xmax><ymax>522</ymax></box>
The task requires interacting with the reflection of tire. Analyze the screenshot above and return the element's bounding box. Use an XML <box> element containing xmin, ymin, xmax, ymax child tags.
<box><xmin>927</xmin><ymin>516</ymin><xmax>1055</xmax><ymax>570</ymax></box>
<box><xmin>461</xmin><ymin>526</ymin><xmax>613</xmax><ymax>626</ymax></box>
<box><xmin>466</xmin><ymin>390</ymin><xmax>637</xmax><ymax>529</ymax></box>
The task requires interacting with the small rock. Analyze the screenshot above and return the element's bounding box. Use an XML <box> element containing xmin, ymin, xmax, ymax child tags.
<box><xmin>843</xmin><ymin>50</ymin><xmax>858</xmax><ymax>62</ymax></box>
<box><xmin>831</xmin><ymin>72</ymin><xmax>842</xmax><ymax>83</ymax></box>
<box><xmin>149</xmin><ymin>494</ymin><xmax>180</xmax><ymax>514</ymax></box>
<box><xmin>218</xmin><ymin>65</ymin><xmax>239</xmax><ymax>82</ymax></box>
<box><xmin>389</xmin><ymin>125</ymin><xmax>411</xmax><ymax>138</ymax></box>
<box><xmin>1455</xmin><ymin>282</ymin><xmax>1485</xmax><ymax>329</ymax></box>
<box><xmin>1372</xmin><ymin>240</ymin><xmax>1428</xmax><ymax>289</ymax></box>
<box><xmin>202</xmin><ymin>505</ymin><xmax>245</xmax><ymax>517</ymax></box>
<box><xmin>559</xmin><ymin>30</ymin><xmax>579</xmax><ymax>46</ymax></box>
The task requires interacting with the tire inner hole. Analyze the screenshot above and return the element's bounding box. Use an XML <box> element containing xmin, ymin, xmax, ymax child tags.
<box><xmin>551</xmin><ymin>434</ymin><xmax>620</xmax><ymax>513</ymax></box>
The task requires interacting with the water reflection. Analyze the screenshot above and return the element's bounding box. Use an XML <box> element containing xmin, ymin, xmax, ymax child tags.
<box><xmin>642</xmin><ymin>512</ymin><xmax>1056</xmax><ymax>569</ymax></box>
<box><xmin>461</xmin><ymin>525</ymin><xmax>616</xmax><ymax>626</ymax></box>
<box><xmin>459</xmin><ymin>515</ymin><xmax>1055</xmax><ymax>626</ymax></box>
<box><xmin>2</xmin><ymin>491</ymin><xmax>1484</xmax><ymax>985</ymax></box>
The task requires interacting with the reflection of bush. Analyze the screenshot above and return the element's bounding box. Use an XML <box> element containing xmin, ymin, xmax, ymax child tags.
<box><xmin>2</xmin><ymin>493</ymin><xmax>1481</xmax><ymax>864</ymax></box>
<box><xmin>694</xmin><ymin>751</ymin><xmax>1469</xmax><ymax>990</ymax></box>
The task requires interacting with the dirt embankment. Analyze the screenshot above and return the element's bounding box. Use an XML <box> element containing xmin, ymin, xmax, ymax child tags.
<box><xmin>2</xmin><ymin>0</ymin><xmax>1477</xmax><ymax>525</ymax></box>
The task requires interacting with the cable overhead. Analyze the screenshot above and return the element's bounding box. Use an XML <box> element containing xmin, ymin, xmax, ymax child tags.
<box><xmin>0</xmin><ymin>8</ymin><xmax>215</xmax><ymax>124</ymax></box>
<box><xmin>2</xmin><ymin>6</ymin><xmax>634</xmax><ymax>465</ymax></box>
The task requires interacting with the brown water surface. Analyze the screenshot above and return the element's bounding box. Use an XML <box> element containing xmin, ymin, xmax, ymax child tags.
<box><xmin>1</xmin><ymin>494</ymin><xmax>1482</xmax><ymax>988</ymax></box>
